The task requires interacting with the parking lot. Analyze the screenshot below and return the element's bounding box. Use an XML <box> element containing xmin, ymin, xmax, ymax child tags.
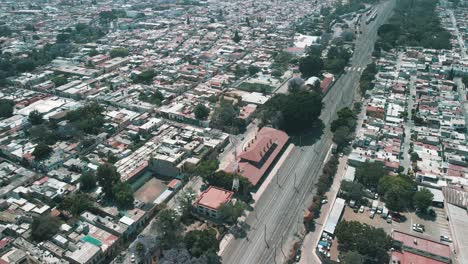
<box><xmin>342</xmin><ymin>203</ymin><xmax>452</xmax><ymax>245</ymax></box>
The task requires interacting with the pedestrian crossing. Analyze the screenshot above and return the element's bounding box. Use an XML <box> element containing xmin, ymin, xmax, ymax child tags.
<box><xmin>345</xmin><ymin>66</ymin><xmax>363</xmax><ymax>72</ymax></box>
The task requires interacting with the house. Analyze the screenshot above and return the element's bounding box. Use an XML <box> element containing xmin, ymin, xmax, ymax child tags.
<box><xmin>193</xmin><ymin>186</ymin><xmax>233</xmax><ymax>219</ymax></box>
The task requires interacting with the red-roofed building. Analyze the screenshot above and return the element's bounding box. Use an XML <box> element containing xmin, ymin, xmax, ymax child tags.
<box><xmin>167</xmin><ymin>179</ymin><xmax>182</xmax><ymax>190</ymax></box>
<box><xmin>320</xmin><ymin>73</ymin><xmax>334</xmax><ymax>94</ymax></box>
<box><xmin>392</xmin><ymin>231</ymin><xmax>452</xmax><ymax>263</ymax></box>
<box><xmin>194</xmin><ymin>186</ymin><xmax>234</xmax><ymax>218</ymax></box>
<box><xmin>390</xmin><ymin>250</ymin><xmax>447</xmax><ymax>264</ymax></box>
<box><xmin>366</xmin><ymin>106</ymin><xmax>385</xmax><ymax>119</ymax></box>
<box><xmin>226</xmin><ymin>127</ymin><xmax>289</xmax><ymax>186</ymax></box>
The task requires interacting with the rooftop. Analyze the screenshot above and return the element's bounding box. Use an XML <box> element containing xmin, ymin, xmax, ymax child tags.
<box><xmin>194</xmin><ymin>186</ymin><xmax>234</xmax><ymax>210</ymax></box>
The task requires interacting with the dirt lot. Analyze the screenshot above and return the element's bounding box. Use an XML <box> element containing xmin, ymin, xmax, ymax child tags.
<box><xmin>134</xmin><ymin>177</ymin><xmax>168</xmax><ymax>203</ymax></box>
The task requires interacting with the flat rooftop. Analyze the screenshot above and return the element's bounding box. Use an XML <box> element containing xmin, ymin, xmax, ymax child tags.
<box><xmin>393</xmin><ymin>231</ymin><xmax>451</xmax><ymax>259</ymax></box>
<box><xmin>194</xmin><ymin>186</ymin><xmax>233</xmax><ymax>210</ymax></box>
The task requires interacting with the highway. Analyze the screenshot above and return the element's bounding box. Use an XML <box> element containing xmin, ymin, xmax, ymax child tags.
<box><xmin>219</xmin><ymin>0</ymin><xmax>396</xmax><ymax>263</ymax></box>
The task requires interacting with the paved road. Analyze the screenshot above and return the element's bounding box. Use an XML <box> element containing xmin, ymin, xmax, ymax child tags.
<box><xmin>219</xmin><ymin>1</ymin><xmax>396</xmax><ymax>263</ymax></box>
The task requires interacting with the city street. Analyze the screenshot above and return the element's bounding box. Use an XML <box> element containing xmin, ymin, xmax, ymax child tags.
<box><xmin>219</xmin><ymin>1</ymin><xmax>396</xmax><ymax>263</ymax></box>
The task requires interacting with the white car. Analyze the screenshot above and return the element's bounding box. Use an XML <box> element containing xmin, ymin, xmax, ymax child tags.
<box><xmin>358</xmin><ymin>205</ymin><xmax>364</xmax><ymax>213</ymax></box>
<box><xmin>440</xmin><ymin>235</ymin><xmax>452</xmax><ymax>242</ymax></box>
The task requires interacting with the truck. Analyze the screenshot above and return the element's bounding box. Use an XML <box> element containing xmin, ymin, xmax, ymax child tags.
<box><xmin>372</xmin><ymin>200</ymin><xmax>379</xmax><ymax>211</ymax></box>
<box><xmin>382</xmin><ymin>207</ymin><xmax>389</xmax><ymax>219</ymax></box>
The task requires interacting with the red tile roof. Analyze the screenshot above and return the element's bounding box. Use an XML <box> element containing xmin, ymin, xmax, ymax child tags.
<box><xmin>194</xmin><ymin>186</ymin><xmax>234</xmax><ymax>210</ymax></box>
<box><xmin>226</xmin><ymin>127</ymin><xmax>289</xmax><ymax>186</ymax></box>
<box><xmin>320</xmin><ymin>76</ymin><xmax>333</xmax><ymax>93</ymax></box>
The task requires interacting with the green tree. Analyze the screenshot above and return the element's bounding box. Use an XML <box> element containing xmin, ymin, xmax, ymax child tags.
<box><xmin>204</xmin><ymin>171</ymin><xmax>253</xmax><ymax>203</ymax></box>
<box><xmin>248</xmin><ymin>65</ymin><xmax>260</xmax><ymax>75</ymax></box>
<box><xmin>299</xmin><ymin>55</ymin><xmax>324</xmax><ymax>78</ymax></box>
<box><xmin>340</xmin><ymin>181</ymin><xmax>364</xmax><ymax>201</ymax></box>
<box><xmin>194</xmin><ymin>104</ymin><xmax>210</xmax><ymax>120</ymax></box>
<box><xmin>218</xmin><ymin>201</ymin><xmax>247</xmax><ymax>225</ymax></box>
<box><xmin>179</xmin><ymin>187</ymin><xmax>196</xmax><ymax>222</ymax></box>
<box><xmin>28</xmin><ymin>110</ymin><xmax>44</xmax><ymax>125</ymax></box>
<box><xmin>113</xmin><ymin>181</ymin><xmax>134</xmax><ymax>209</ymax></box>
<box><xmin>194</xmin><ymin>160</ymin><xmax>219</xmax><ymax>177</ymax></box>
<box><xmin>80</xmin><ymin>171</ymin><xmax>97</xmax><ymax>191</ymax></box>
<box><xmin>32</xmin><ymin>143</ymin><xmax>52</xmax><ymax>160</ymax></box>
<box><xmin>340</xmin><ymin>251</ymin><xmax>364</xmax><ymax>264</ymax></box>
<box><xmin>52</xmin><ymin>76</ymin><xmax>68</xmax><ymax>87</ymax></box>
<box><xmin>0</xmin><ymin>99</ymin><xmax>14</xmax><ymax>118</ymax></box>
<box><xmin>335</xmin><ymin>221</ymin><xmax>392</xmax><ymax>264</ymax></box>
<box><xmin>110</xmin><ymin>47</ymin><xmax>129</xmax><ymax>58</ymax></box>
<box><xmin>260</xmin><ymin>90</ymin><xmax>323</xmax><ymax>134</ymax></box>
<box><xmin>184</xmin><ymin>228</ymin><xmax>219</xmax><ymax>257</ymax></box>
<box><xmin>355</xmin><ymin>161</ymin><xmax>388</xmax><ymax>189</ymax></box>
<box><xmin>59</xmin><ymin>193</ymin><xmax>94</xmax><ymax>216</ymax></box>
<box><xmin>410</xmin><ymin>152</ymin><xmax>419</xmax><ymax>162</ymax></box>
<box><xmin>379</xmin><ymin>175</ymin><xmax>414</xmax><ymax>211</ymax></box>
<box><xmin>96</xmin><ymin>163</ymin><xmax>121</xmax><ymax>198</ymax></box>
<box><xmin>232</xmin><ymin>31</ymin><xmax>241</xmax><ymax>43</ymax></box>
<box><xmin>134</xmin><ymin>70</ymin><xmax>157</xmax><ymax>85</ymax></box>
<box><xmin>333</xmin><ymin>126</ymin><xmax>352</xmax><ymax>148</ymax></box>
<box><xmin>331</xmin><ymin>107</ymin><xmax>357</xmax><ymax>132</ymax></box>
<box><xmin>413</xmin><ymin>188</ymin><xmax>434</xmax><ymax>212</ymax></box>
<box><xmin>31</xmin><ymin>215</ymin><xmax>61</xmax><ymax>242</ymax></box>
<box><xmin>154</xmin><ymin>209</ymin><xmax>181</xmax><ymax>249</ymax></box>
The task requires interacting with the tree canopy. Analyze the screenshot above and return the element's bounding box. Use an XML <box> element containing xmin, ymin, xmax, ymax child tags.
<box><xmin>218</xmin><ymin>201</ymin><xmax>247</xmax><ymax>225</ymax></box>
<box><xmin>0</xmin><ymin>99</ymin><xmax>14</xmax><ymax>118</ymax></box>
<box><xmin>184</xmin><ymin>228</ymin><xmax>219</xmax><ymax>257</ymax></box>
<box><xmin>32</xmin><ymin>143</ymin><xmax>53</xmax><ymax>161</ymax></box>
<box><xmin>299</xmin><ymin>55</ymin><xmax>324</xmax><ymax>78</ymax></box>
<box><xmin>96</xmin><ymin>163</ymin><xmax>121</xmax><ymax>198</ymax></box>
<box><xmin>28</xmin><ymin>110</ymin><xmax>44</xmax><ymax>125</ymax></box>
<box><xmin>65</xmin><ymin>103</ymin><xmax>105</xmax><ymax>135</ymax></box>
<box><xmin>194</xmin><ymin>104</ymin><xmax>210</xmax><ymax>120</ymax></box>
<box><xmin>113</xmin><ymin>181</ymin><xmax>134</xmax><ymax>209</ymax></box>
<box><xmin>110</xmin><ymin>47</ymin><xmax>129</xmax><ymax>58</ymax></box>
<box><xmin>375</xmin><ymin>0</ymin><xmax>452</xmax><ymax>51</ymax></box>
<box><xmin>260</xmin><ymin>90</ymin><xmax>323</xmax><ymax>134</ymax></box>
<box><xmin>80</xmin><ymin>171</ymin><xmax>97</xmax><ymax>191</ymax></box>
<box><xmin>355</xmin><ymin>161</ymin><xmax>388</xmax><ymax>189</ymax></box>
<box><xmin>413</xmin><ymin>187</ymin><xmax>434</xmax><ymax>212</ymax></box>
<box><xmin>59</xmin><ymin>193</ymin><xmax>95</xmax><ymax>216</ymax></box>
<box><xmin>31</xmin><ymin>215</ymin><xmax>61</xmax><ymax>242</ymax></box>
<box><xmin>335</xmin><ymin>220</ymin><xmax>392</xmax><ymax>264</ymax></box>
<box><xmin>139</xmin><ymin>89</ymin><xmax>164</xmax><ymax>105</ymax></box>
<box><xmin>378</xmin><ymin>175</ymin><xmax>415</xmax><ymax>212</ymax></box>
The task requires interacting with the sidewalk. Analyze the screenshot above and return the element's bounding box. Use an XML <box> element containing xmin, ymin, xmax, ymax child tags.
<box><xmin>299</xmin><ymin>156</ymin><xmax>348</xmax><ymax>264</ymax></box>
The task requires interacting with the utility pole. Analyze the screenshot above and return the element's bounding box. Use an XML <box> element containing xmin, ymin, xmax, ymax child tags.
<box><xmin>264</xmin><ymin>224</ymin><xmax>270</xmax><ymax>249</ymax></box>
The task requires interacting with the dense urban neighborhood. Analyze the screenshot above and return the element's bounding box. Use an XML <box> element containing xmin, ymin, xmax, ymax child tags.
<box><xmin>0</xmin><ymin>0</ymin><xmax>467</xmax><ymax>264</ymax></box>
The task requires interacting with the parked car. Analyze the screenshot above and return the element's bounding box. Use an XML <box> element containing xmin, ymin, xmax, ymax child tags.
<box><xmin>369</xmin><ymin>210</ymin><xmax>375</xmax><ymax>219</ymax></box>
<box><xmin>359</xmin><ymin>205</ymin><xmax>364</xmax><ymax>213</ymax></box>
<box><xmin>321</xmin><ymin>199</ymin><xmax>328</xmax><ymax>205</ymax></box>
<box><xmin>386</xmin><ymin>218</ymin><xmax>392</xmax><ymax>224</ymax></box>
<box><xmin>413</xmin><ymin>223</ymin><xmax>425</xmax><ymax>231</ymax></box>
<box><xmin>440</xmin><ymin>235</ymin><xmax>452</xmax><ymax>243</ymax></box>
<box><xmin>412</xmin><ymin>225</ymin><xmax>424</xmax><ymax>233</ymax></box>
